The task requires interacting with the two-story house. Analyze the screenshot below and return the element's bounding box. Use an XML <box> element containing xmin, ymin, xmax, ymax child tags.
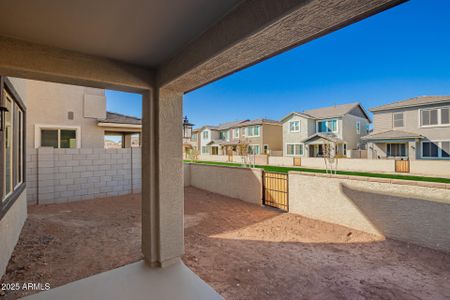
<box><xmin>193</xmin><ymin>119</ymin><xmax>282</xmax><ymax>155</ymax></box>
<box><xmin>362</xmin><ymin>96</ymin><xmax>450</xmax><ymax>160</ymax></box>
<box><xmin>281</xmin><ymin>103</ymin><xmax>370</xmax><ymax>157</ymax></box>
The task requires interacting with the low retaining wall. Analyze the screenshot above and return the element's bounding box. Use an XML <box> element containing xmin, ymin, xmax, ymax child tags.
<box><xmin>0</xmin><ymin>189</ymin><xmax>27</xmax><ymax>277</ymax></box>
<box><xmin>27</xmin><ymin>147</ymin><xmax>142</xmax><ymax>204</ymax></box>
<box><xmin>186</xmin><ymin>163</ymin><xmax>262</xmax><ymax>205</ymax></box>
<box><xmin>289</xmin><ymin>172</ymin><xmax>450</xmax><ymax>252</ymax></box>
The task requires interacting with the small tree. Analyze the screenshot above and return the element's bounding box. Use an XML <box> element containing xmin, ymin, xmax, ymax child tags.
<box><xmin>323</xmin><ymin>142</ymin><xmax>338</xmax><ymax>175</ymax></box>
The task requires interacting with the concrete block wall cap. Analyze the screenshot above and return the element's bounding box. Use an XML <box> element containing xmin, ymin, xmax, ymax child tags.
<box><xmin>415</xmin><ymin>181</ymin><xmax>447</xmax><ymax>189</ymax></box>
<box><xmin>390</xmin><ymin>179</ymin><xmax>417</xmax><ymax>186</ymax></box>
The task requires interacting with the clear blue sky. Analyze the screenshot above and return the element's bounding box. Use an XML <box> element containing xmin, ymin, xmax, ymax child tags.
<box><xmin>106</xmin><ymin>0</ymin><xmax>450</xmax><ymax>127</ymax></box>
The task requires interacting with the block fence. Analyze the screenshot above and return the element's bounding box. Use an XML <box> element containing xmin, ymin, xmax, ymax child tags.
<box><xmin>27</xmin><ymin>147</ymin><xmax>141</xmax><ymax>204</ymax></box>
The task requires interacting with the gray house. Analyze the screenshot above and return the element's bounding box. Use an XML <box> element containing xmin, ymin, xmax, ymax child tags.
<box><xmin>281</xmin><ymin>103</ymin><xmax>370</xmax><ymax>157</ymax></box>
<box><xmin>363</xmin><ymin>96</ymin><xmax>450</xmax><ymax>160</ymax></box>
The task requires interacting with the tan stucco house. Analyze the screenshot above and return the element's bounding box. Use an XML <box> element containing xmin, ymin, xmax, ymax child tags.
<box><xmin>362</xmin><ymin>96</ymin><xmax>450</xmax><ymax>160</ymax></box>
<box><xmin>193</xmin><ymin>119</ymin><xmax>282</xmax><ymax>156</ymax></box>
<box><xmin>25</xmin><ymin>79</ymin><xmax>141</xmax><ymax>150</ymax></box>
<box><xmin>281</xmin><ymin>103</ymin><xmax>371</xmax><ymax>157</ymax></box>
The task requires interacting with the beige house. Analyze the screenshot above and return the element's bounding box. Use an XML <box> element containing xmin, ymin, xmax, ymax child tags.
<box><xmin>25</xmin><ymin>79</ymin><xmax>141</xmax><ymax>150</ymax></box>
<box><xmin>363</xmin><ymin>96</ymin><xmax>450</xmax><ymax>160</ymax></box>
<box><xmin>193</xmin><ymin>119</ymin><xmax>282</xmax><ymax>156</ymax></box>
<box><xmin>281</xmin><ymin>103</ymin><xmax>371</xmax><ymax>157</ymax></box>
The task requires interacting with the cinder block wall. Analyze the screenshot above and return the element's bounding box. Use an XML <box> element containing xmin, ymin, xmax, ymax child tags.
<box><xmin>289</xmin><ymin>171</ymin><xmax>450</xmax><ymax>253</ymax></box>
<box><xmin>26</xmin><ymin>147</ymin><xmax>142</xmax><ymax>204</ymax></box>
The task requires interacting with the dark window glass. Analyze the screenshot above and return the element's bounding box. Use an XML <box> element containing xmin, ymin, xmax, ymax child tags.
<box><xmin>41</xmin><ymin>130</ymin><xmax>58</xmax><ymax>148</ymax></box>
<box><xmin>442</xmin><ymin>142</ymin><xmax>450</xmax><ymax>158</ymax></box>
<box><xmin>60</xmin><ymin>130</ymin><xmax>77</xmax><ymax>148</ymax></box>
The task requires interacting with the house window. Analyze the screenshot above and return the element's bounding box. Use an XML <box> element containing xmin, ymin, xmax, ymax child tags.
<box><xmin>40</xmin><ymin>128</ymin><xmax>77</xmax><ymax>148</ymax></box>
<box><xmin>248</xmin><ymin>144</ymin><xmax>260</xmax><ymax>155</ymax></box>
<box><xmin>356</xmin><ymin>122</ymin><xmax>361</xmax><ymax>134</ymax></box>
<box><xmin>1</xmin><ymin>78</ymin><xmax>26</xmax><ymax>218</ymax></box>
<box><xmin>246</xmin><ymin>125</ymin><xmax>260</xmax><ymax>137</ymax></box>
<box><xmin>420</xmin><ymin>107</ymin><xmax>450</xmax><ymax>127</ymax></box>
<box><xmin>286</xmin><ymin>143</ymin><xmax>303</xmax><ymax>156</ymax></box>
<box><xmin>289</xmin><ymin>121</ymin><xmax>300</xmax><ymax>132</ymax></box>
<box><xmin>422</xmin><ymin>141</ymin><xmax>450</xmax><ymax>159</ymax></box>
<box><xmin>233</xmin><ymin>128</ymin><xmax>239</xmax><ymax>139</ymax></box>
<box><xmin>393</xmin><ymin>113</ymin><xmax>404</xmax><ymax>128</ymax></box>
<box><xmin>202</xmin><ymin>146</ymin><xmax>208</xmax><ymax>154</ymax></box>
<box><xmin>202</xmin><ymin>131</ymin><xmax>209</xmax><ymax>139</ymax></box>
<box><xmin>343</xmin><ymin>144</ymin><xmax>347</xmax><ymax>156</ymax></box>
<box><xmin>317</xmin><ymin>119</ymin><xmax>337</xmax><ymax>133</ymax></box>
<box><xmin>191</xmin><ymin>133</ymin><xmax>197</xmax><ymax>141</ymax></box>
<box><xmin>387</xmin><ymin>143</ymin><xmax>406</xmax><ymax>157</ymax></box>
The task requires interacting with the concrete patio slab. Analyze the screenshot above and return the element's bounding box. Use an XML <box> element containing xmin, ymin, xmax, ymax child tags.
<box><xmin>23</xmin><ymin>260</ymin><xmax>222</xmax><ymax>300</ymax></box>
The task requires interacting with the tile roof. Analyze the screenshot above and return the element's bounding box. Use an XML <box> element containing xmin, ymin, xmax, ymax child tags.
<box><xmin>370</xmin><ymin>96</ymin><xmax>450</xmax><ymax>112</ymax></box>
<box><xmin>99</xmin><ymin>111</ymin><xmax>141</xmax><ymax>125</ymax></box>
<box><xmin>303</xmin><ymin>102</ymin><xmax>360</xmax><ymax>119</ymax></box>
<box><xmin>361</xmin><ymin>130</ymin><xmax>423</xmax><ymax>141</ymax></box>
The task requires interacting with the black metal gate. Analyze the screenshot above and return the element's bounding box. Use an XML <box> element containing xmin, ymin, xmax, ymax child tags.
<box><xmin>263</xmin><ymin>171</ymin><xmax>288</xmax><ymax>211</ymax></box>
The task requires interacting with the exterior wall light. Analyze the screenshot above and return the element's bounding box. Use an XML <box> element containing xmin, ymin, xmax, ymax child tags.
<box><xmin>182</xmin><ymin>116</ymin><xmax>194</xmax><ymax>139</ymax></box>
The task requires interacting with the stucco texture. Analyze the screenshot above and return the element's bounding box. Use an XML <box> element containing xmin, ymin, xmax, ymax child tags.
<box><xmin>187</xmin><ymin>164</ymin><xmax>262</xmax><ymax>205</ymax></box>
<box><xmin>289</xmin><ymin>172</ymin><xmax>450</xmax><ymax>252</ymax></box>
<box><xmin>0</xmin><ymin>189</ymin><xmax>27</xmax><ymax>277</ymax></box>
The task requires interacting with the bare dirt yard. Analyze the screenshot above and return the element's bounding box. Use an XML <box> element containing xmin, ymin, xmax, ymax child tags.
<box><xmin>1</xmin><ymin>187</ymin><xmax>450</xmax><ymax>299</ymax></box>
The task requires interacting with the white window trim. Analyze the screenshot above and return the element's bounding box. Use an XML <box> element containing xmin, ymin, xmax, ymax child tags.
<box><xmin>392</xmin><ymin>112</ymin><xmax>405</xmax><ymax>129</ymax></box>
<box><xmin>233</xmin><ymin>128</ymin><xmax>240</xmax><ymax>139</ymax></box>
<box><xmin>356</xmin><ymin>121</ymin><xmax>361</xmax><ymax>134</ymax></box>
<box><xmin>248</xmin><ymin>144</ymin><xmax>260</xmax><ymax>154</ymax></box>
<box><xmin>35</xmin><ymin>124</ymin><xmax>81</xmax><ymax>149</ymax></box>
<box><xmin>418</xmin><ymin>106</ymin><xmax>450</xmax><ymax>128</ymax></box>
<box><xmin>289</xmin><ymin>121</ymin><xmax>300</xmax><ymax>133</ymax></box>
<box><xmin>386</xmin><ymin>142</ymin><xmax>408</xmax><ymax>158</ymax></box>
<box><xmin>316</xmin><ymin>119</ymin><xmax>338</xmax><ymax>133</ymax></box>
<box><xmin>246</xmin><ymin>125</ymin><xmax>261</xmax><ymax>137</ymax></box>
<box><xmin>420</xmin><ymin>140</ymin><xmax>450</xmax><ymax>159</ymax></box>
<box><xmin>285</xmin><ymin>143</ymin><xmax>304</xmax><ymax>156</ymax></box>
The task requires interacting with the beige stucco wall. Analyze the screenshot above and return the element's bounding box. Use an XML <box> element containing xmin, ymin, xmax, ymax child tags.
<box><xmin>262</xmin><ymin>124</ymin><xmax>282</xmax><ymax>152</ymax></box>
<box><xmin>289</xmin><ymin>172</ymin><xmax>450</xmax><ymax>252</ymax></box>
<box><xmin>189</xmin><ymin>163</ymin><xmax>262</xmax><ymax>205</ymax></box>
<box><xmin>341</xmin><ymin>114</ymin><xmax>370</xmax><ymax>150</ymax></box>
<box><xmin>0</xmin><ymin>189</ymin><xmax>27</xmax><ymax>277</ymax></box>
<box><xmin>25</xmin><ymin>79</ymin><xmax>106</xmax><ymax>150</ymax></box>
<box><xmin>184</xmin><ymin>164</ymin><xmax>191</xmax><ymax>187</ymax></box>
<box><xmin>410</xmin><ymin>160</ymin><xmax>450</xmax><ymax>178</ymax></box>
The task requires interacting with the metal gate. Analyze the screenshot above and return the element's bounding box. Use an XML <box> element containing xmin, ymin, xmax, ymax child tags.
<box><xmin>263</xmin><ymin>171</ymin><xmax>288</xmax><ymax>211</ymax></box>
<box><xmin>395</xmin><ymin>159</ymin><xmax>410</xmax><ymax>173</ymax></box>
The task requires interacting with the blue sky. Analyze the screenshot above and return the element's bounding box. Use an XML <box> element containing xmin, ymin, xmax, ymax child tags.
<box><xmin>106</xmin><ymin>0</ymin><xmax>450</xmax><ymax>127</ymax></box>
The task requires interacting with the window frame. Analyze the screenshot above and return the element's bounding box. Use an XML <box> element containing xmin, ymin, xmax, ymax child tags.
<box><xmin>392</xmin><ymin>112</ymin><xmax>404</xmax><ymax>128</ymax></box>
<box><xmin>286</xmin><ymin>143</ymin><xmax>303</xmax><ymax>156</ymax></box>
<box><xmin>419</xmin><ymin>106</ymin><xmax>450</xmax><ymax>128</ymax></box>
<box><xmin>34</xmin><ymin>124</ymin><xmax>81</xmax><ymax>149</ymax></box>
<box><xmin>248</xmin><ymin>144</ymin><xmax>260</xmax><ymax>155</ymax></box>
<box><xmin>386</xmin><ymin>143</ymin><xmax>407</xmax><ymax>157</ymax></box>
<box><xmin>0</xmin><ymin>77</ymin><xmax>26</xmax><ymax>221</ymax></box>
<box><xmin>421</xmin><ymin>140</ymin><xmax>450</xmax><ymax>159</ymax></box>
<box><xmin>233</xmin><ymin>128</ymin><xmax>239</xmax><ymax>139</ymax></box>
<box><xmin>246</xmin><ymin>125</ymin><xmax>261</xmax><ymax>137</ymax></box>
<box><xmin>316</xmin><ymin>119</ymin><xmax>338</xmax><ymax>133</ymax></box>
<box><xmin>289</xmin><ymin>121</ymin><xmax>300</xmax><ymax>133</ymax></box>
<box><xmin>356</xmin><ymin>121</ymin><xmax>361</xmax><ymax>134</ymax></box>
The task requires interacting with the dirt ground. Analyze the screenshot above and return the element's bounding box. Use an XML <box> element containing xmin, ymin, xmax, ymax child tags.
<box><xmin>2</xmin><ymin>187</ymin><xmax>450</xmax><ymax>299</ymax></box>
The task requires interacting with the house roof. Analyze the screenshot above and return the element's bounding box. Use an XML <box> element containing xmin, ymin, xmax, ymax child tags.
<box><xmin>281</xmin><ymin>103</ymin><xmax>370</xmax><ymax>122</ymax></box>
<box><xmin>217</xmin><ymin>120</ymin><xmax>249</xmax><ymax>130</ymax></box>
<box><xmin>370</xmin><ymin>96</ymin><xmax>450</xmax><ymax>112</ymax></box>
<box><xmin>194</xmin><ymin>118</ymin><xmax>280</xmax><ymax>132</ymax></box>
<box><xmin>239</xmin><ymin>118</ymin><xmax>281</xmax><ymax>127</ymax></box>
<box><xmin>361</xmin><ymin>130</ymin><xmax>423</xmax><ymax>141</ymax></box>
<box><xmin>99</xmin><ymin>111</ymin><xmax>141</xmax><ymax>125</ymax></box>
<box><xmin>302</xmin><ymin>133</ymin><xmax>344</xmax><ymax>144</ymax></box>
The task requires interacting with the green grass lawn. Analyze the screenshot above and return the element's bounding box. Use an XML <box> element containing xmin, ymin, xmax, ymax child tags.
<box><xmin>184</xmin><ymin>160</ymin><xmax>450</xmax><ymax>184</ymax></box>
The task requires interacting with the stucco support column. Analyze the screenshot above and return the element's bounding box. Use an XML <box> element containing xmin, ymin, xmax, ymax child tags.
<box><xmin>141</xmin><ymin>87</ymin><xmax>184</xmax><ymax>267</ymax></box>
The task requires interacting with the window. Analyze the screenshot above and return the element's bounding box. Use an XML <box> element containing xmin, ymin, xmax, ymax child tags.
<box><xmin>248</xmin><ymin>144</ymin><xmax>260</xmax><ymax>155</ymax></box>
<box><xmin>317</xmin><ymin>119</ymin><xmax>337</xmax><ymax>133</ymax></box>
<box><xmin>393</xmin><ymin>113</ymin><xmax>404</xmax><ymax>128</ymax></box>
<box><xmin>219</xmin><ymin>130</ymin><xmax>230</xmax><ymax>141</ymax></box>
<box><xmin>387</xmin><ymin>143</ymin><xmax>406</xmax><ymax>157</ymax></box>
<box><xmin>202</xmin><ymin>146</ymin><xmax>208</xmax><ymax>154</ymax></box>
<box><xmin>1</xmin><ymin>78</ymin><xmax>26</xmax><ymax>218</ymax></box>
<box><xmin>191</xmin><ymin>133</ymin><xmax>197</xmax><ymax>141</ymax></box>
<box><xmin>246</xmin><ymin>125</ymin><xmax>260</xmax><ymax>137</ymax></box>
<box><xmin>343</xmin><ymin>144</ymin><xmax>347</xmax><ymax>156</ymax></box>
<box><xmin>356</xmin><ymin>121</ymin><xmax>361</xmax><ymax>134</ymax></box>
<box><xmin>422</xmin><ymin>141</ymin><xmax>450</xmax><ymax>159</ymax></box>
<box><xmin>40</xmin><ymin>128</ymin><xmax>77</xmax><ymax>148</ymax></box>
<box><xmin>289</xmin><ymin>121</ymin><xmax>300</xmax><ymax>132</ymax></box>
<box><xmin>421</xmin><ymin>107</ymin><xmax>450</xmax><ymax>127</ymax></box>
<box><xmin>286</xmin><ymin>143</ymin><xmax>303</xmax><ymax>156</ymax></box>
<box><xmin>202</xmin><ymin>131</ymin><xmax>209</xmax><ymax>139</ymax></box>
<box><xmin>233</xmin><ymin>128</ymin><xmax>239</xmax><ymax>139</ymax></box>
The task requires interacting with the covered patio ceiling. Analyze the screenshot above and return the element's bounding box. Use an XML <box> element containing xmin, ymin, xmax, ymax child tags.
<box><xmin>0</xmin><ymin>0</ymin><xmax>406</xmax><ymax>92</ymax></box>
